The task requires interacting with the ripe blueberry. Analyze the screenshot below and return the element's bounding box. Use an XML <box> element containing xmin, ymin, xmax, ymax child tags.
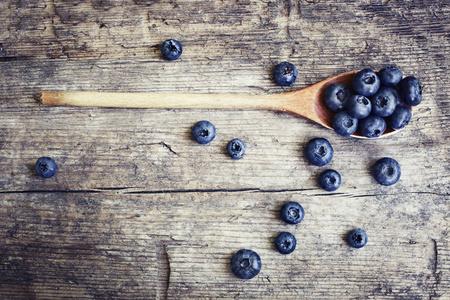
<box><xmin>304</xmin><ymin>138</ymin><xmax>333</xmax><ymax>166</ymax></box>
<box><xmin>273</xmin><ymin>62</ymin><xmax>298</xmax><ymax>86</ymax></box>
<box><xmin>280</xmin><ymin>201</ymin><xmax>305</xmax><ymax>225</ymax></box>
<box><xmin>399</xmin><ymin>76</ymin><xmax>422</xmax><ymax>106</ymax></box>
<box><xmin>227</xmin><ymin>139</ymin><xmax>246</xmax><ymax>159</ymax></box>
<box><xmin>274</xmin><ymin>232</ymin><xmax>297</xmax><ymax>255</ymax></box>
<box><xmin>388</xmin><ymin>105</ymin><xmax>412</xmax><ymax>130</ymax></box>
<box><xmin>191</xmin><ymin>120</ymin><xmax>216</xmax><ymax>144</ymax></box>
<box><xmin>359</xmin><ymin>115</ymin><xmax>386</xmax><ymax>138</ymax></box>
<box><xmin>352</xmin><ymin>68</ymin><xmax>380</xmax><ymax>97</ymax></box>
<box><xmin>370</xmin><ymin>86</ymin><xmax>398</xmax><ymax>117</ymax></box>
<box><xmin>346</xmin><ymin>95</ymin><xmax>372</xmax><ymax>119</ymax></box>
<box><xmin>35</xmin><ymin>157</ymin><xmax>57</xmax><ymax>178</ymax></box>
<box><xmin>373</xmin><ymin>157</ymin><xmax>401</xmax><ymax>186</ymax></box>
<box><xmin>318</xmin><ymin>169</ymin><xmax>341</xmax><ymax>192</ymax></box>
<box><xmin>324</xmin><ymin>83</ymin><xmax>351</xmax><ymax>112</ymax></box>
<box><xmin>230</xmin><ymin>249</ymin><xmax>261</xmax><ymax>279</ymax></box>
<box><xmin>378</xmin><ymin>66</ymin><xmax>403</xmax><ymax>87</ymax></box>
<box><xmin>160</xmin><ymin>39</ymin><xmax>182</xmax><ymax>61</ymax></box>
<box><xmin>332</xmin><ymin>111</ymin><xmax>358</xmax><ymax>136</ymax></box>
<box><xmin>347</xmin><ymin>228</ymin><xmax>368</xmax><ymax>248</ymax></box>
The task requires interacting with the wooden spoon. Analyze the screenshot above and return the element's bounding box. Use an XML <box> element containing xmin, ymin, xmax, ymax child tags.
<box><xmin>40</xmin><ymin>71</ymin><xmax>399</xmax><ymax>138</ymax></box>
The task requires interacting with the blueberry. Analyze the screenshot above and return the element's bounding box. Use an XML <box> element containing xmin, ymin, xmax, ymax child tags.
<box><xmin>378</xmin><ymin>66</ymin><xmax>403</xmax><ymax>87</ymax></box>
<box><xmin>35</xmin><ymin>157</ymin><xmax>57</xmax><ymax>178</ymax></box>
<box><xmin>230</xmin><ymin>249</ymin><xmax>261</xmax><ymax>279</ymax></box>
<box><xmin>280</xmin><ymin>201</ymin><xmax>305</xmax><ymax>225</ymax></box>
<box><xmin>160</xmin><ymin>39</ymin><xmax>182</xmax><ymax>61</ymax></box>
<box><xmin>318</xmin><ymin>169</ymin><xmax>341</xmax><ymax>192</ymax></box>
<box><xmin>388</xmin><ymin>105</ymin><xmax>412</xmax><ymax>130</ymax></box>
<box><xmin>399</xmin><ymin>76</ymin><xmax>422</xmax><ymax>106</ymax></box>
<box><xmin>274</xmin><ymin>232</ymin><xmax>296</xmax><ymax>255</ymax></box>
<box><xmin>324</xmin><ymin>83</ymin><xmax>351</xmax><ymax>112</ymax></box>
<box><xmin>273</xmin><ymin>62</ymin><xmax>297</xmax><ymax>86</ymax></box>
<box><xmin>359</xmin><ymin>115</ymin><xmax>386</xmax><ymax>138</ymax></box>
<box><xmin>373</xmin><ymin>157</ymin><xmax>401</xmax><ymax>186</ymax></box>
<box><xmin>346</xmin><ymin>95</ymin><xmax>372</xmax><ymax>119</ymax></box>
<box><xmin>370</xmin><ymin>86</ymin><xmax>398</xmax><ymax>117</ymax></box>
<box><xmin>352</xmin><ymin>68</ymin><xmax>380</xmax><ymax>97</ymax></box>
<box><xmin>332</xmin><ymin>111</ymin><xmax>358</xmax><ymax>136</ymax></box>
<box><xmin>304</xmin><ymin>138</ymin><xmax>333</xmax><ymax>166</ymax></box>
<box><xmin>191</xmin><ymin>120</ymin><xmax>216</xmax><ymax>144</ymax></box>
<box><xmin>347</xmin><ymin>229</ymin><xmax>368</xmax><ymax>248</ymax></box>
<box><xmin>226</xmin><ymin>139</ymin><xmax>246</xmax><ymax>159</ymax></box>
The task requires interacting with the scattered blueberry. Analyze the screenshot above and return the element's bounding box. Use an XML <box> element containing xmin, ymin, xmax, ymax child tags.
<box><xmin>332</xmin><ymin>111</ymin><xmax>358</xmax><ymax>136</ymax></box>
<box><xmin>304</xmin><ymin>138</ymin><xmax>333</xmax><ymax>166</ymax></box>
<box><xmin>352</xmin><ymin>68</ymin><xmax>380</xmax><ymax>97</ymax></box>
<box><xmin>399</xmin><ymin>76</ymin><xmax>422</xmax><ymax>106</ymax></box>
<box><xmin>324</xmin><ymin>83</ymin><xmax>351</xmax><ymax>112</ymax></box>
<box><xmin>273</xmin><ymin>62</ymin><xmax>298</xmax><ymax>86</ymax></box>
<box><xmin>227</xmin><ymin>139</ymin><xmax>246</xmax><ymax>159</ymax></box>
<box><xmin>373</xmin><ymin>157</ymin><xmax>401</xmax><ymax>186</ymax></box>
<box><xmin>378</xmin><ymin>66</ymin><xmax>403</xmax><ymax>87</ymax></box>
<box><xmin>274</xmin><ymin>232</ymin><xmax>297</xmax><ymax>255</ymax></box>
<box><xmin>370</xmin><ymin>86</ymin><xmax>398</xmax><ymax>117</ymax></box>
<box><xmin>280</xmin><ymin>201</ymin><xmax>305</xmax><ymax>225</ymax></box>
<box><xmin>359</xmin><ymin>115</ymin><xmax>386</xmax><ymax>138</ymax></box>
<box><xmin>346</xmin><ymin>95</ymin><xmax>372</xmax><ymax>119</ymax></box>
<box><xmin>191</xmin><ymin>120</ymin><xmax>216</xmax><ymax>144</ymax></box>
<box><xmin>318</xmin><ymin>169</ymin><xmax>341</xmax><ymax>192</ymax></box>
<box><xmin>160</xmin><ymin>39</ymin><xmax>182</xmax><ymax>61</ymax></box>
<box><xmin>230</xmin><ymin>249</ymin><xmax>262</xmax><ymax>279</ymax></box>
<box><xmin>388</xmin><ymin>105</ymin><xmax>412</xmax><ymax>130</ymax></box>
<box><xmin>347</xmin><ymin>228</ymin><xmax>368</xmax><ymax>248</ymax></box>
<box><xmin>35</xmin><ymin>157</ymin><xmax>57</xmax><ymax>178</ymax></box>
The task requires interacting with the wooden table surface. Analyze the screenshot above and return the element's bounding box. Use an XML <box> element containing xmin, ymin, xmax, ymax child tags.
<box><xmin>1</xmin><ymin>0</ymin><xmax>449</xmax><ymax>299</ymax></box>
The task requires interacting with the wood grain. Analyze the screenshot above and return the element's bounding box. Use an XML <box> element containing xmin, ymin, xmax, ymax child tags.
<box><xmin>0</xmin><ymin>0</ymin><xmax>449</xmax><ymax>299</ymax></box>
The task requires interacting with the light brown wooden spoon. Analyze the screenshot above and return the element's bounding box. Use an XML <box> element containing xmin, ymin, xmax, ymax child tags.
<box><xmin>40</xmin><ymin>71</ymin><xmax>400</xmax><ymax>138</ymax></box>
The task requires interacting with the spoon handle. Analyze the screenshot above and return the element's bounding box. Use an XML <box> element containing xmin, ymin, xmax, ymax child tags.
<box><xmin>40</xmin><ymin>91</ymin><xmax>287</xmax><ymax>112</ymax></box>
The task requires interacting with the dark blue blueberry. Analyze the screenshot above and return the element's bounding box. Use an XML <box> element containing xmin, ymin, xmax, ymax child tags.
<box><xmin>280</xmin><ymin>201</ymin><xmax>305</xmax><ymax>225</ymax></box>
<box><xmin>359</xmin><ymin>115</ymin><xmax>386</xmax><ymax>138</ymax></box>
<box><xmin>324</xmin><ymin>83</ymin><xmax>351</xmax><ymax>112</ymax></box>
<box><xmin>274</xmin><ymin>232</ymin><xmax>297</xmax><ymax>255</ymax></box>
<box><xmin>399</xmin><ymin>76</ymin><xmax>422</xmax><ymax>106</ymax></box>
<box><xmin>227</xmin><ymin>139</ymin><xmax>246</xmax><ymax>159</ymax></box>
<box><xmin>347</xmin><ymin>229</ymin><xmax>368</xmax><ymax>248</ymax></box>
<box><xmin>230</xmin><ymin>249</ymin><xmax>261</xmax><ymax>279</ymax></box>
<box><xmin>346</xmin><ymin>95</ymin><xmax>372</xmax><ymax>119</ymax></box>
<box><xmin>318</xmin><ymin>169</ymin><xmax>341</xmax><ymax>192</ymax></box>
<box><xmin>373</xmin><ymin>157</ymin><xmax>401</xmax><ymax>186</ymax></box>
<box><xmin>304</xmin><ymin>138</ymin><xmax>333</xmax><ymax>166</ymax></box>
<box><xmin>352</xmin><ymin>68</ymin><xmax>380</xmax><ymax>97</ymax></box>
<box><xmin>161</xmin><ymin>39</ymin><xmax>182</xmax><ymax>61</ymax></box>
<box><xmin>388</xmin><ymin>105</ymin><xmax>412</xmax><ymax>130</ymax></box>
<box><xmin>273</xmin><ymin>62</ymin><xmax>297</xmax><ymax>86</ymax></box>
<box><xmin>191</xmin><ymin>120</ymin><xmax>216</xmax><ymax>144</ymax></box>
<box><xmin>332</xmin><ymin>111</ymin><xmax>358</xmax><ymax>137</ymax></box>
<box><xmin>35</xmin><ymin>157</ymin><xmax>57</xmax><ymax>178</ymax></box>
<box><xmin>378</xmin><ymin>66</ymin><xmax>403</xmax><ymax>87</ymax></box>
<box><xmin>370</xmin><ymin>86</ymin><xmax>398</xmax><ymax>117</ymax></box>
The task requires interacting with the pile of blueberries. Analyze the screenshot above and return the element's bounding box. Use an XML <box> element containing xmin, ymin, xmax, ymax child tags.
<box><xmin>326</xmin><ymin>67</ymin><xmax>422</xmax><ymax>137</ymax></box>
<box><xmin>271</xmin><ymin>62</ymin><xmax>423</xmax><ymax>138</ymax></box>
<box><xmin>33</xmin><ymin>43</ymin><xmax>412</xmax><ymax>281</ymax></box>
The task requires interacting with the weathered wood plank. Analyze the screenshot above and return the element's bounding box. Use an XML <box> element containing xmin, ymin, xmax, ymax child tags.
<box><xmin>1</xmin><ymin>191</ymin><xmax>446</xmax><ymax>298</ymax></box>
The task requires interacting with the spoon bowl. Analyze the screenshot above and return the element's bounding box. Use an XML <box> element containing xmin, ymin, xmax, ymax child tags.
<box><xmin>40</xmin><ymin>71</ymin><xmax>405</xmax><ymax>138</ymax></box>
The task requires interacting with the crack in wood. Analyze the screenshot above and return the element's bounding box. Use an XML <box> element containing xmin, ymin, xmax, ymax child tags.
<box><xmin>428</xmin><ymin>239</ymin><xmax>441</xmax><ymax>299</ymax></box>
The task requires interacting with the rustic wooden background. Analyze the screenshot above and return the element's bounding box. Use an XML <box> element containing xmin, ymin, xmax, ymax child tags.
<box><xmin>0</xmin><ymin>0</ymin><xmax>449</xmax><ymax>299</ymax></box>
